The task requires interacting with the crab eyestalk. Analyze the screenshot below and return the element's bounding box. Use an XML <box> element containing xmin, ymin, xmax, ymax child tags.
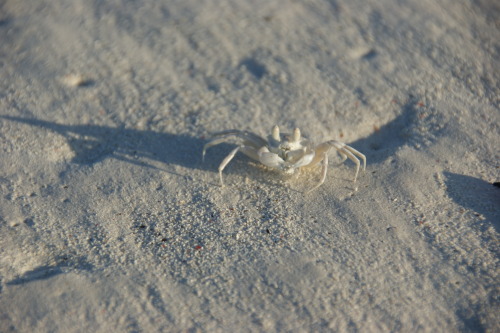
<box><xmin>292</xmin><ymin>128</ymin><xmax>301</xmax><ymax>142</ymax></box>
<box><xmin>272</xmin><ymin>125</ymin><xmax>280</xmax><ymax>141</ymax></box>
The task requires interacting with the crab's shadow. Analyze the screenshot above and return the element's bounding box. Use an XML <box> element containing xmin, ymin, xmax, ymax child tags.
<box><xmin>348</xmin><ymin>99</ymin><xmax>424</xmax><ymax>164</ymax></box>
<box><xmin>443</xmin><ymin>172</ymin><xmax>500</xmax><ymax>233</ymax></box>
<box><xmin>1</xmin><ymin>116</ymin><xmax>214</xmax><ymax>175</ymax></box>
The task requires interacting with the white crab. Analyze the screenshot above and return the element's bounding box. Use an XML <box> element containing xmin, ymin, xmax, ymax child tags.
<box><xmin>202</xmin><ymin>125</ymin><xmax>366</xmax><ymax>192</ymax></box>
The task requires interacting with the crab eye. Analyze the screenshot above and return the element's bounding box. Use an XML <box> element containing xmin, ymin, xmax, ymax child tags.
<box><xmin>272</xmin><ymin>125</ymin><xmax>280</xmax><ymax>141</ymax></box>
<box><xmin>292</xmin><ymin>128</ymin><xmax>301</xmax><ymax>142</ymax></box>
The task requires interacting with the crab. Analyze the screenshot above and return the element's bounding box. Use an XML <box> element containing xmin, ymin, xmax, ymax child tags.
<box><xmin>202</xmin><ymin>125</ymin><xmax>366</xmax><ymax>192</ymax></box>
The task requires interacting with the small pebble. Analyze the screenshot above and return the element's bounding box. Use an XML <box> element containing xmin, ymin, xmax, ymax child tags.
<box><xmin>62</xmin><ymin>74</ymin><xmax>89</xmax><ymax>87</ymax></box>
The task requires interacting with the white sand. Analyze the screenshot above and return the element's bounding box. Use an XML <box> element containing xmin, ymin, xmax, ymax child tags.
<box><xmin>1</xmin><ymin>0</ymin><xmax>499</xmax><ymax>331</ymax></box>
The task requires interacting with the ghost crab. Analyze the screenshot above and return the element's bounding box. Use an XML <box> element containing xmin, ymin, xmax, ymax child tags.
<box><xmin>202</xmin><ymin>125</ymin><xmax>366</xmax><ymax>193</ymax></box>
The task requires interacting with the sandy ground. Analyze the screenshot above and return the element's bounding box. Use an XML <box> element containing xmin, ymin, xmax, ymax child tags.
<box><xmin>0</xmin><ymin>0</ymin><xmax>499</xmax><ymax>331</ymax></box>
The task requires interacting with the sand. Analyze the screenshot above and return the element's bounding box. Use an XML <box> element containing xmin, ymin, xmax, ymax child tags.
<box><xmin>0</xmin><ymin>0</ymin><xmax>499</xmax><ymax>331</ymax></box>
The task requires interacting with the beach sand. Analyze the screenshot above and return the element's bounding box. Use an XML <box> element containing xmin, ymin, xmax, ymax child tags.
<box><xmin>0</xmin><ymin>0</ymin><xmax>499</xmax><ymax>331</ymax></box>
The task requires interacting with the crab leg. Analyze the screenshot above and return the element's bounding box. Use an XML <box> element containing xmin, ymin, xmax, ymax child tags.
<box><xmin>202</xmin><ymin>130</ymin><xmax>267</xmax><ymax>162</ymax></box>
<box><xmin>339</xmin><ymin>146</ymin><xmax>363</xmax><ymax>182</ymax></box>
<box><xmin>217</xmin><ymin>145</ymin><xmax>259</xmax><ymax>186</ymax></box>
<box><xmin>210</xmin><ymin>130</ymin><xmax>267</xmax><ymax>147</ymax></box>
<box><xmin>311</xmin><ymin>140</ymin><xmax>366</xmax><ymax>182</ymax></box>
<box><xmin>306</xmin><ymin>153</ymin><xmax>329</xmax><ymax>193</ymax></box>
